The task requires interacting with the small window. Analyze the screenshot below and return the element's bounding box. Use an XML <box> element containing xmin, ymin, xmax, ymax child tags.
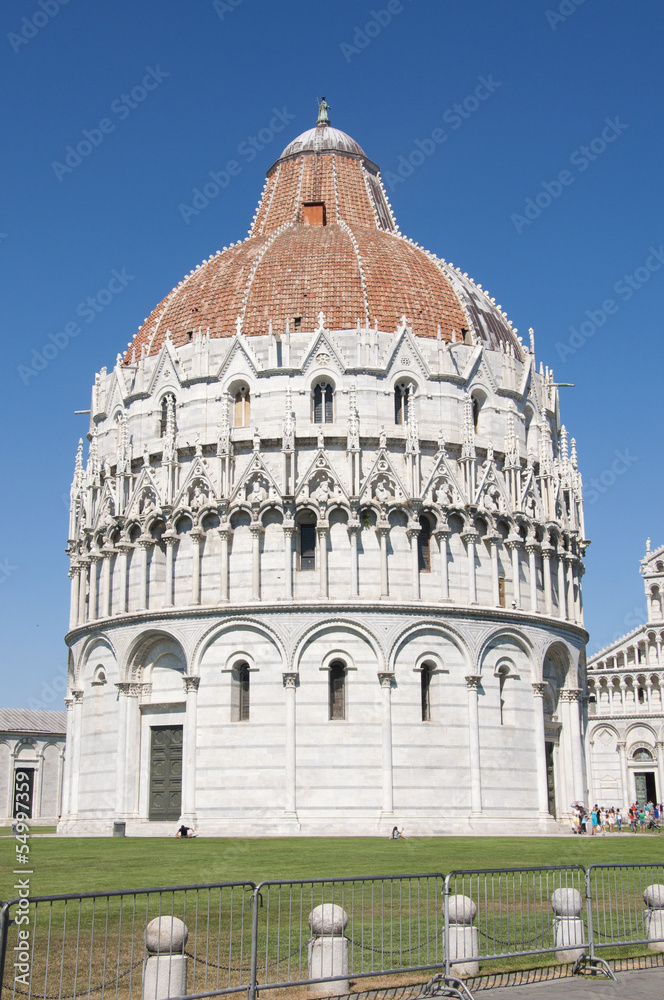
<box><xmin>498</xmin><ymin>577</ymin><xmax>506</xmax><ymax>608</ymax></box>
<box><xmin>313</xmin><ymin>382</ymin><xmax>334</xmax><ymax>424</ymax></box>
<box><xmin>329</xmin><ymin>661</ymin><xmax>346</xmax><ymax>720</ymax></box>
<box><xmin>232</xmin><ymin>662</ymin><xmax>250</xmax><ymax>722</ymax></box>
<box><xmin>418</xmin><ymin>515</ymin><xmax>432</xmax><ymax>572</ymax></box>
<box><xmin>234</xmin><ymin>388</ymin><xmax>250</xmax><ymax>428</ymax></box>
<box><xmin>303</xmin><ymin>202</ymin><xmax>326</xmax><ymax>226</ymax></box>
<box><xmin>394</xmin><ymin>383</ymin><xmax>410</xmax><ymax>425</ymax></box>
<box><xmin>299</xmin><ymin>516</ymin><xmax>316</xmax><ymax>571</ymax></box>
<box><xmin>472</xmin><ymin>396</ymin><xmax>481</xmax><ymax>434</ymax></box>
<box><xmin>421</xmin><ymin>664</ymin><xmax>433</xmax><ymax>721</ymax></box>
<box><xmin>498</xmin><ymin>667</ymin><xmax>508</xmax><ymax>725</ymax></box>
<box><xmin>293</xmin><ymin>316</ymin><xmax>302</xmax><ymax>330</ymax></box>
<box><xmin>160</xmin><ymin>394</ymin><xmax>176</xmax><ymax>437</ymax></box>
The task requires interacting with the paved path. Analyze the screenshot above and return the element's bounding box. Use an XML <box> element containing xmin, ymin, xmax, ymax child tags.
<box><xmin>482</xmin><ymin>968</ymin><xmax>664</xmax><ymax>998</ymax></box>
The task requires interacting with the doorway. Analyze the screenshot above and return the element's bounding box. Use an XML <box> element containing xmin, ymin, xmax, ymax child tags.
<box><xmin>634</xmin><ymin>771</ymin><xmax>657</xmax><ymax>805</ymax></box>
<box><xmin>149</xmin><ymin>726</ymin><xmax>183</xmax><ymax>821</ymax></box>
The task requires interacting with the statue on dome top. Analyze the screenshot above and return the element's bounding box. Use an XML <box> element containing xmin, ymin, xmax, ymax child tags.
<box><xmin>317</xmin><ymin>97</ymin><xmax>331</xmax><ymax>126</ymax></box>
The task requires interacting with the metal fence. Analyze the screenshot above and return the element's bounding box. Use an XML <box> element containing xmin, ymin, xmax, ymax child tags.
<box><xmin>1</xmin><ymin>864</ymin><xmax>663</xmax><ymax>1000</ymax></box>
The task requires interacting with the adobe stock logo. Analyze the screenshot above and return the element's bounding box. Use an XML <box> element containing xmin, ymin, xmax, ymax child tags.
<box><xmin>7</xmin><ymin>0</ymin><xmax>71</xmax><ymax>54</ymax></box>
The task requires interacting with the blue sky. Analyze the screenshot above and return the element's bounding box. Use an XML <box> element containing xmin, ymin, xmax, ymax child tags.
<box><xmin>1</xmin><ymin>0</ymin><xmax>662</xmax><ymax>707</ymax></box>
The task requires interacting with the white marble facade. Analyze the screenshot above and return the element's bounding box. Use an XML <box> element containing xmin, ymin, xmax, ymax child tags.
<box><xmin>60</xmin><ymin>319</ymin><xmax>589</xmax><ymax>836</ymax></box>
<box><xmin>0</xmin><ymin>710</ymin><xmax>66</xmax><ymax>824</ymax></box>
<box><xmin>586</xmin><ymin>542</ymin><xmax>664</xmax><ymax>808</ymax></box>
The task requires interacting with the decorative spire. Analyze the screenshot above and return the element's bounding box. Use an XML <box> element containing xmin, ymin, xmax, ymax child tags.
<box><xmin>560</xmin><ymin>425</ymin><xmax>569</xmax><ymax>465</ymax></box>
<box><xmin>461</xmin><ymin>394</ymin><xmax>476</xmax><ymax>459</ymax></box>
<box><xmin>283</xmin><ymin>385</ymin><xmax>295</xmax><ymax>451</ymax></box>
<box><xmin>317</xmin><ymin>96</ymin><xmax>331</xmax><ymax>127</ymax></box>
<box><xmin>72</xmin><ymin>438</ymin><xmax>84</xmax><ymax>493</ymax></box>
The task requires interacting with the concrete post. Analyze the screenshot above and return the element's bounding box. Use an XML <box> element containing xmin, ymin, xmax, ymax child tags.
<box><xmin>143</xmin><ymin>916</ymin><xmax>189</xmax><ymax>1000</ymax></box>
<box><xmin>307</xmin><ymin>905</ymin><xmax>349</xmax><ymax>996</ymax></box>
<box><xmin>644</xmin><ymin>885</ymin><xmax>664</xmax><ymax>952</ymax></box>
<box><xmin>551</xmin><ymin>888</ymin><xmax>585</xmax><ymax>962</ymax></box>
<box><xmin>445</xmin><ymin>895</ymin><xmax>479</xmax><ymax>976</ymax></box>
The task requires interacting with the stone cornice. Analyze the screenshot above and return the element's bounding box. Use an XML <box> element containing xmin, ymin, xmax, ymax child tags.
<box><xmin>65</xmin><ymin>600</ymin><xmax>589</xmax><ymax>646</ymax></box>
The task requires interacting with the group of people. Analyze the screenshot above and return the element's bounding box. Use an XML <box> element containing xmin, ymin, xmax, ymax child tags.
<box><xmin>571</xmin><ymin>803</ymin><xmax>662</xmax><ymax>834</ymax></box>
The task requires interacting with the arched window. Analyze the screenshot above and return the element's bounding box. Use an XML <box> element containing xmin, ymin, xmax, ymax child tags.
<box><xmin>418</xmin><ymin>515</ymin><xmax>432</xmax><ymax>572</ymax></box>
<box><xmin>232</xmin><ymin>662</ymin><xmax>250</xmax><ymax>721</ymax></box>
<box><xmin>298</xmin><ymin>513</ymin><xmax>317</xmax><ymax>571</ymax></box>
<box><xmin>234</xmin><ymin>388</ymin><xmax>251</xmax><ymax>428</ymax></box>
<box><xmin>329</xmin><ymin>660</ymin><xmax>346</xmax><ymax>720</ymax></box>
<box><xmin>421</xmin><ymin>663</ymin><xmax>433</xmax><ymax>721</ymax></box>
<box><xmin>633</xmin><ymin>747</ymin><xmax>653</xmax><ymax>761</ymax></box>
<box><xmin>394</xmin><ymin>383</ymin><xmax>411</xmax><ymax>425</ymax></box>
<box><xmin>472</xmin><ymin>396</ymin><xmax>480</xmax><ymax>434</ymax></box>
<box><xmin>497</xmin><ymin>662</ymin><xmax>517</xmax><ymax>725</ymax></box>
<box><xmin>159</xmin><ymin>394</ymin><xmax>176</xmax><ymax>437</ymax></box>
<box><xmin>313</xmin><ymin>382</ymin><xmax>334</xmax><ymax>423</ymax></box>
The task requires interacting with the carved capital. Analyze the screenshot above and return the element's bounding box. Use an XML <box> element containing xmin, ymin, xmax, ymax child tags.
<box><xmin>561</xmin><ymin>688</ymin><xmax>582</xmax><ymax>702</ymax></box>
<box><xmin>617</xmin><ymin>741</ymin><xmax>627</xmax><ymax>751</ymax></box>
<box><xmin>71</xmin><ymin>689</ymin><xmax>84</xmax><ymax>704</ymax></box>
<box><xmin>163</xmin><ymin>532</ymin><xmax>178</xmax><ymax>547</ymax></box>
<box><xmin>283</xmin><ymin>525</ymin><xmax>295</xmax><ymax>538</ymax></box>
<box><xmin>115</xmin><ymin>682</ymin><xmax>133</xmax><ymax>697</ymax></box>
<box><xmin>282</xmin><ymin>672</ymin><xmax>298</xmax><ymax>689</ymax></box>
<box><xmin>183</xmin><ymin>675</ymin><xmax>201</xmax><ymax>694</ymax></box>
<box><xmin>461</xmin><ymin>530</ymin><xmax>478</xmax><ymax>544</ymax></box>
<box><xmin>526</xmin><ymin>543</ymin><xmax>541</xmax><ymax>555</ymax></box>
<box><xmin>377</xmin><ymin>672</ymin><xmax>394</xmax><ymax>689</ymax></box>
<box><xmin>532</xmin><ymin>682</ymin><xmax>548</xmax><ymax>698</ymax></box>
<box><xmin>465</xmin><ymin>674</ymin><xmax>482</xmax><ymax>690</ymax></box>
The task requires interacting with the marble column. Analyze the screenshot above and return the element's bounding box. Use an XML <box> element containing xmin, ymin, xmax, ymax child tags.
<box><xmin>68</xmin><ymin>690</ymin><xmax>84</xmax><ymax>817</ymax></box>
<box><xmin>181</xmin><ymin>676</ymin><xmax>200</xmax><ymax>823</ymax></box>
<box><xmin>124</xmin><ymin>686</ymin><xmax>142</xmax><ymax>815</ymax></box>
<box><xmin>283</xmin><ymin>673</ymin><xmax>298</xmax><ymax>817</ymax></box>
<box><xmin>377</xmin><ymin>523</ymin><xmax>389</xmax><ymax>598</ymax></box>
<box><xmin>250</xmin><ymin>524</ymin><xmax>263</xmax><ymax>601</ymax></box>
<box><xmin>562</xmin><ymin>689</ymin><xmax>585</xmax><ymax>803</ymax></box>
<box><xmin>60</xmin><ymin>698</ymin><xmax>74</xmax><ymax>819</ymax></box>
<box><xmin>348</xmin><ymin>520</ymin><xmax>360</xmax><ymax>598</ymax></box>
<box><xmin>163</xmin><ymin>532</ymin><xmax>177</xmax><ymax>607</ymax></box>
<box><xmin>408</xmin><ymin>525</ymin><xmax>421</xmax><ymax>601</ymax></box>
<box><xmin>617</xmin><ymin>740</ymin><xmax>629</xmax><ymax>811</ymax></box>
<box><xmin>462</xmin><ymin>531</ymin><xmax>478</xmax><ymax>605</ymax></box>
<box><xmin>557</xmin><ymin>550</ymin><xmax>567</xmax><ymax>620</ymax></box>
<box><xmin>138</xmin><ymin>537</ymin><xmax>151</xmax><ymax>609</ymax></box>
<box><xmin>218</xmin><ymin>524</ymin><xmax>231</xmax><ymax>602</ymax></box>
<box><xmin>88</xmin><ymin>555</ymin><xmax>101</xmax><ymax>620</ymax></box>
<box><xmin>101</xmin><ymin>547</ymin><xmax>112</xmax><ymax>618</ymax></box>
<box><xmin>527</xmin><ymin>544</ymin><xmax>539</xmax><ymax>613</ymax></box>
<box><xmin>190</xmin><ymin>530</ymin><xmax>203</xmax><ymax>605</ymax></box>
<box><xmin>78</xmin><ymin>559</ymin><xmax>89</xmax><ymax>623</ymax></box>
<box><xmin>586</xmin><ymin>738</ymin><xmax>595</xmax><ymax>806</ymax></box>
<box><xmin>435</xmin><ymin>529</ymin><xmax>450</xmax><ymax>602</ymax></box>
<box><xmin>114</xmin><ymin>683</ymin><xmax>132</xmax><ymax>817</ymax></box>
<box><xmin>541</xmin><ymin>544</ymin><xmax>554</xmax><ymax>616</ymax></box>
<box><xmin>317</xmin><ymin>522</ymin><xmax>329</xmax><ymax>600</ymax></box>
<box><xmin>488</xmin><ymin>534</ymin><xmax>500</xmax><ymax>606</ymax></box>
<box><xmin>532</xmin><ymin>684</ymin><xmax>551</xmax><ymax>816</ymax></box>
<box><xmin>69</xmin><ymin>567</ymin><xmax>80</xmax><ymax>629</ymax></box>
<box><xmin>465</xmin><ymin>675</ymin><xmax>483</xmax><ymax>816</ymax></box>
<box><xmin>117</xmin><ymin>544</ymin><xmax>130</xmax><ymax>613</ymax></box>
<box><xmin>283</xmin><ymin>526</ymin><xmax>294</xmax><ymax>600</ymax></box>
<box><xmin>565</xmin><ymin>555</ymin><xmax>575</xmax><ymax>623</ymax></box>
<box><xmin>507</xmin><ymin>538</ymin><xmax>521</xmax><ymax>608</ymax></box>
<box><xmin>378</xmin><ymin>673</ymin><xmax>394</xmax><ymax>817</ymax></box>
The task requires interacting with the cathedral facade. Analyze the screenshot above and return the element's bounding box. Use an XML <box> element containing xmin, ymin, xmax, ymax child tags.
<box><xmin>60</xmin><ymin>109</ymin><xmax>589</xmax><ymax>836</ymax></box>
<box><xmin>586</xmin><ymin>543</ymin><xmax>664</xmax><ymax>808</ymax></box>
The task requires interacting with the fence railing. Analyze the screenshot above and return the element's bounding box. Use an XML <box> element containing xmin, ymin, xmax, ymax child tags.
<box><xmin>1</xmin><ymin>864</ymin><xmax>663</xmax><ymax>1000</ymax></box>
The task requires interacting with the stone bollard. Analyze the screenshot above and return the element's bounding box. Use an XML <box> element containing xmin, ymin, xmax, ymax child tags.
<box><xmin>644</xmin><ymin>884</ymin><xmax>664</xmax><ymax>952</ymax></box>
<box><xmin>142</xmin><ymin>916</ymin><xmax>188</xmax><ymax>1000</ymax></box>
<box><xmin>551</xmin><ymin>888</ymin><xmax>585</xmax><ymax>963</ymax></box>
<box><xmin>445</xmin><ymin>895</ymin><xmax>479</xmax><ymax>977</ymax></box>
<box><xmin>307</xmin><ymin>904</ymin><xmax>349</xmax><ymax>996</ymax></box>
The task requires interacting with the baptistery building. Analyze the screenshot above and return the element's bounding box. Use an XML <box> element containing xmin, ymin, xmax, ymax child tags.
<box><xmin>60</xmin><ymin>106</ymin><xmax>589</xmax><ymax>836</ymax></box>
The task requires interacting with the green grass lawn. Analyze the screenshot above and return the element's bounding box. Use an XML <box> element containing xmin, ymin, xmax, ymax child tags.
<box><xmin>1</xmin><ymin>832</ymin><xmax>662</xmax><ymax>900</ymax></box>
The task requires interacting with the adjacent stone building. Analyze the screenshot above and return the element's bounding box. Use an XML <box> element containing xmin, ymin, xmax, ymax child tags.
<box><xmin>59</xmin><ymin>107</ymin><xmax>589</xmax><ymax>836</ymax></box>
<box><xmin>586</xmin><ymin>541</ymin><xmax>664</xmax><ymax>807</ymax></box>
<box><xmin>0</xmin><ymin>709</ymin><xmax>66</xmax><ymax>824</ymax></box>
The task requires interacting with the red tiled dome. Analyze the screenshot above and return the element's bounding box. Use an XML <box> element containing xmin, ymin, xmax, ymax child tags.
<box><xmin>125</xmin><ymin>121</ymin><xmax>521</xmax><ymax>362</ymax></box>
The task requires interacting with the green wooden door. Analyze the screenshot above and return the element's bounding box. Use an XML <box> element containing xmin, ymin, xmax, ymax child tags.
<box><xmin>149</xmin><ymin>726</ymin><xmax>183</xmax><ymax>821</ymax></box>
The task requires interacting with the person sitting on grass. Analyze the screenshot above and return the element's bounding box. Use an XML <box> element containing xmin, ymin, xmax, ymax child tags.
<box><xmin>176</xmin><ymin>824</ymin><xmax>195</xmax><ymax>838</ymax></box>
